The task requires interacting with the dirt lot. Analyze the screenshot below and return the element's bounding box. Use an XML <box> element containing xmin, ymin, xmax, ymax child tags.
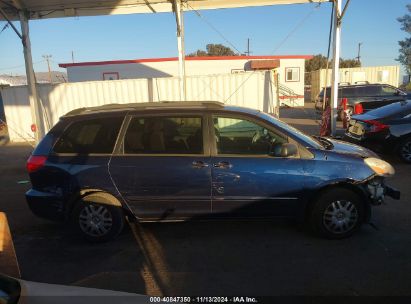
<box><xmin>0</xmin><ymin>107</ymin><xmax>410</xmax><ymax>296</ymax></box>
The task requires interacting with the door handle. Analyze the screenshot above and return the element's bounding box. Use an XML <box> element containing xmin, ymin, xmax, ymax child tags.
<box><xmin>213</xmin><ymin>161</ymin><xmax>232</xmax><ymax>169</ymax></box>
<box><xmin>192</xmin><ymin>161</ymin><xmax>209</xmax><ymax>168</ymax></box>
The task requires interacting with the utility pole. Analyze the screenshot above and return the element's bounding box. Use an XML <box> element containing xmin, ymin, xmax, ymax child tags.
<box><xmin>330</xmin><ymin>0</ymin><xmax>342</xmax><ymax>136</ymax></box>
<box><xmin>71</xmin><ymin>51</ymin><xmax>75</xmax><ymax>63</ymax></box>
<box><xmin>245</xmin><ymin>38</ymin><xmax>251</xmax><ymax>56</ymax></box>
<box><xmin>356</xmin><ymin>42</ymin><xmax>362</xmax><ymax>64</ymax></box>
<box><xmin>173</xmin><ymin>0</ymin><xmax>186</xmax><ymax>101</ymax></box>
<box><xmin>42</xmin><ymin>54</ymin><xmax>52</xmax><ymax>83</ymax></box>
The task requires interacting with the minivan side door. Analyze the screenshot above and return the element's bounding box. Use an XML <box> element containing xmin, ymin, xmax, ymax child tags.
<box><xmin>109</xmin><ymin>113</ymin><xmax>212</xmax><ymax>220</ymax></box>
<box><xmin>209</xmin><ymin>113</ymin><xmax>307</xmax><ymax>218</ymax></box>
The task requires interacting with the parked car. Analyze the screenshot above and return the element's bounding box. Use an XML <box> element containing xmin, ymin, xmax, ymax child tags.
<box><xmin>25</xmin><ymin>101</ymin><xmax>399</xmax><ymax>241</ymax></box>
<box><xmin>345</xmin><ymin>100</ymin><xmax>411</xmax><ymax>163</ymax></box>
<box><xmin>315</xmin><ymin>83</ymin><xmax>407</xmax><ymax>120</ymax></box>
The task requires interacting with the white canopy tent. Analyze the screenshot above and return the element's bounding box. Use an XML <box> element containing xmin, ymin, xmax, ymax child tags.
<box><xmin>0</xmin><ymin>0</ymin><xmax>346</xmax><ymax>141</ymax></box>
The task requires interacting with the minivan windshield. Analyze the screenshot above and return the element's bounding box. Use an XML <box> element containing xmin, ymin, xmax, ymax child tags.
<box><xmin>258</xmin><ymin>112</ymin><xmax>323</xmax><ymax>149</ymax></box>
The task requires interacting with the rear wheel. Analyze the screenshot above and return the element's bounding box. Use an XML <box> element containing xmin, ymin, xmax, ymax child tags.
<box><xmin>398</xmin><ymin>136</ymin><xmax>411</xmax><ymax>163</ymax></box>
<box><xmin>308</xmin><ymin>188</ymin><xmax>364</xmax><ymax>239</ymax></box>
<box><xmin>72</xmin><ymin>194</ymin><xmax>125</xmax><ymax>242</ymax></box>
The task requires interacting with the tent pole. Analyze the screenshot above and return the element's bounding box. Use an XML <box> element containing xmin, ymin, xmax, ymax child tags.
<box><xmin>174</xmin><ymin>0</ymin><xmax>187</xmax><ymax>101</ymax></box>
<box><xmin>330</xmin><ymin>0</ymin><xmax>341</xmax><ymax>136</ymax></box>
<box><xmin>19</xmin><ymin>10</ymin><xmax>44</xmax><ymax>143</ymax></box>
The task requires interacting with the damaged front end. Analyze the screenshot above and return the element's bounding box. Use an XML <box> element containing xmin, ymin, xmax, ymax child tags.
<box><xmin>360</xmin><ymin>157</ymin><xmax>401</xmax><ymax>205</ymax></box>
<box><xmin>365</xmin><ymin>176</ymin><xmax>401</xmax><ymax>205</ymax></box>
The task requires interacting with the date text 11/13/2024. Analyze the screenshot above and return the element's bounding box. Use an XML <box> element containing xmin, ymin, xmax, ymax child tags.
<box><xmin>150</xmin><ymin>297</ymin><xmax>258</xmax><ymax>303</ymax></box>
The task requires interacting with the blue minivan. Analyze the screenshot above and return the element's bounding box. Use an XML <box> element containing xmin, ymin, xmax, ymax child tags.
<box><xmin>25</xmin><ymin>102</ymin><xmax>399</xmax><ymax>241</ymax></box>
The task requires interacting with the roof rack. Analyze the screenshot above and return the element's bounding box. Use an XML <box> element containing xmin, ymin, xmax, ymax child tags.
<box><xmin>63</xmin><ymin>101</ymin><xmax>225</xmax><ymax>117</ymax></box>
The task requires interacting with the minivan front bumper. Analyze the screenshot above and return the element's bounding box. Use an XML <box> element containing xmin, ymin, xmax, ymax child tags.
<box><xmin>365</xmin><ymin>178</ymin><xmax>400</xmax><ymax>205</ymax></box>
<box><xmin>25</xmin><ymin>189</ymin><xmax>65</xmax><ymax>221</ymax></box>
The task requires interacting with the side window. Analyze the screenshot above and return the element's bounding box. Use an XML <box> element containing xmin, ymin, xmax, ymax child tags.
<box><xmin>367</xmin><ymin>86</ymin><xmax>380</xmax><ymax>96</ymax></box>
<box><xmin>124</xmin><ymin>116</ymin><xmax>203</xmax><ymax>154</ymax></box>
<box><xmin>54</xmin><ymin>117</ymin><xmax>124</xmax><ymax>154</ymax></box>
<box><xmin>342</xmin><ymin>87</ymin><xmax>356</xmax><ymax>98</ymax></box>
<box><xmin>356</xmin><ymin>86</ymin><xmax>376</xmax><ymax>96</ymax></box>
<box><xmin>381</xmin><ymin>85</ymin><xmax>397</xmax><ymax>96</ymax></box>
<box><xmin>213</xmin><ymin>116</ymin><xmax>288</xmax><ymax>156</ymax></box>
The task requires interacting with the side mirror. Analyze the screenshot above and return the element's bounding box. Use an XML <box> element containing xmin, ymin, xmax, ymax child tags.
<box><xmin>271</xmin><ymin>143</ymin><xmax>298</xmax><ymax>157</ymax></box>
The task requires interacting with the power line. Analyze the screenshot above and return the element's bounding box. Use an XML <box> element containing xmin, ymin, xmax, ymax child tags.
<box><xmin>225</xmin><ymin>3</ymin><xmax>322</xmax><ymax>103</ymax></box>
<box><xmin>0</xmin><ymin>60</ymin><xmax>45</xmax><ymax>72</ymax></box>
<box><xmin>186</xmin><ymin>2</ymin><xmax>242</xmax><ymax>54</ymax></box>
<box><xmin>270</xmin><ymin>3</ymin><xmax>322</xmax><ymax>54</ymax></box>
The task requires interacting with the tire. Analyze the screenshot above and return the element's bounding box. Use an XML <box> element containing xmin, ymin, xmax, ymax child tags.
<box><xmin>398</xmin><ymin>136</ymin><xmax>411</xmax><ymax>163</ymax></box>
<box><xmin>72</xmin><ymin>194</ymin><xmax>125</xmax><ymax>243</ymax></box>
<box><xmin>308</xmin><ymin>188</ymin><xmax>364</xmax><ymax>239</ymax></box>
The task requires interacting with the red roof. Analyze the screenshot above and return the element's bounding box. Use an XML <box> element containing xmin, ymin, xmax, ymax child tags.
<box><xmin>59</xmin><ymin>55</ymin><xmax>313</xmax><ymax>68</ymax></box>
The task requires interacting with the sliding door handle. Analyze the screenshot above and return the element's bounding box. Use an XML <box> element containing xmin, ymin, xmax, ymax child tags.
<box><xmin>192</xmin><ymin>161</ymin><xmax>209</xmax><ymax>168</ymax></box>
<box><xmin>213</xmin><ymin>161</ymin><xmax>232</xmax><ymax>169</ymax></box>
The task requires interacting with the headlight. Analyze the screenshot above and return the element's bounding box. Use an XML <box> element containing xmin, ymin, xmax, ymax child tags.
<box><xmin>364</xmin><ymin>157</ymin><xmax>395</xmax><ymax>177</ymax></box>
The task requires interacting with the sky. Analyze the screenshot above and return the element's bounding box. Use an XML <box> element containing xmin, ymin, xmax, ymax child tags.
<box><xmin>0</xmin><ymin>0</ymin><xmax>409</xmax><ymax>76</ymax></box>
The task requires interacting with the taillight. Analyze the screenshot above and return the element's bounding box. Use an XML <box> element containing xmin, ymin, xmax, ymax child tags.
<box><xmin>354</xmin><ymin>103</ymin><xmax>364</xmax><ymax>114</ymax></box>
<box><xmin>364</xmin><ymin>120</ymin><xmax>389</xmax><ymax>133</ymax></box>
<box><xmin>341</xmin><ymin>98</ymin><xmax>348</xmax><ymax>110</ymax></box>
<box><xmin>26</xmin><ymin>155</ymin><xmax>47</xmax><ymax>173</ymax></box>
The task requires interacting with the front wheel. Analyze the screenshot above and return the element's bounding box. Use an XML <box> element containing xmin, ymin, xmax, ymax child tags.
<box><xmin>72</xmin><ymin>199</ymin><xmax>125</xmax><ymax>242</ymax></box>
<box><xmin>308</xmin><ymin>188</ymin><xmax>364</xmax><ymax>239</ymax></box>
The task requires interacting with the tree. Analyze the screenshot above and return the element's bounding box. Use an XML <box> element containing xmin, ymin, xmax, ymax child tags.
<box><xmin>397</xmin><ymin>5</ymin><xmax>411</xmax><ymax>78</ymax></box>
<box><xmin>339</xmin><ymin>58</ymin><xmax>361</xmax><ymax>69</ymax></box>
<box><xmin>188</xmin><ymin>44</ymin><xmax>238</xmax><ymax>57</ymax></box>
<box><xmin>305</xmin><ymin>55</ymin><xmax>329</xmax><ymax>84</ymax></box>
<box><xmin>305</xmin><ymin>55</ymin><xmax>361</xmax><ymax>85</ymax></box>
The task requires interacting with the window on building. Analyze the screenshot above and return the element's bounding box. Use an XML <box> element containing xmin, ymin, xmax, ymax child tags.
<box><xmin>377</xmin><ymin>70</ymin><xmax>389</xmax><ymax>83</ymax></box>
<box><xmin>124</xmin><ymin>116</ymin><xmax>203</xmax><ymax>154</ymax></box>
<box><xmin>213</xmin><ymin>116</ymin><xmax>288</xmax><ymax>156</ymax></box>
<box><xmin>103</xmin><ymin>72</ymin><xmax>119</xmax><ymax>80</ymax></box>
<box><xmin>53</xmin><ymin>117</ymin><xmax>124</xmax><ymax>154</ymax></box>
<box><xmin>285</xmin><ymin>67</ymin><xmax>300</xmax><ymax>82</ymax></box>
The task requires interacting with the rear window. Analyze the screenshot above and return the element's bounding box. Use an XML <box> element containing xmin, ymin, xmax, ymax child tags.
<box><xmin>53</xmin><ymin>116</ymin><xmax>124</xmax><ymax>154</ymax></box>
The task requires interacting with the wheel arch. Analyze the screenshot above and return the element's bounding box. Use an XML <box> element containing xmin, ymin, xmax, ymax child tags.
<box><xmin>64</xmin><ymin>189</ymin><xmax>131</xmax><ymax>220</ymax></box>
<box><xmin>302</xmin><ymin>181</ymin><xmax>372</xmax><ymax>223</ymax></box>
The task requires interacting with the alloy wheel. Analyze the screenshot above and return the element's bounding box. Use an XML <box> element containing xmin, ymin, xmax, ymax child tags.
<box><xmin>79</xmin><ymin>204</ymin><xmax>113</xmax><ymax>237</ymax></box>
<box><xmin>322</xmin><ymin>200</ymin><xmax>358</xmax><ymax>234</ymax></box>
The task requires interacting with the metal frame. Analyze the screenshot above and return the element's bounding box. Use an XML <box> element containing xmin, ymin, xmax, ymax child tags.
<box><xmin>173</xmin><ymin>0</ymin><xmax>187</xmax><ymax>101</ymax></box>
<box><xmin>1</xmin><ymin>0</ymin><xmax>340</xmax><ymax>142</ymax></box>
<box><xmin>330</xmin><ymin>0</ymin><xmax>341</xmax><ymax>136</ymax></box>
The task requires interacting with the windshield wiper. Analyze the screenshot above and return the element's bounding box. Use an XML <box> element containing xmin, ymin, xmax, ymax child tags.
<box><xmin>312</xmin><ymin>135</ymin><xmax>334</xmax><ymax>150</ymax></box>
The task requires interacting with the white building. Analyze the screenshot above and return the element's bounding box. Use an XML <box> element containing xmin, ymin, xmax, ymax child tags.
<box><xmin>59</xmin><ymin>55</ymin><xmax>312</xmax><ymax>106</ymax></box>
<box><xmin>310</xmin><ymin>65</ymin><xmax>400</xmax><ymax>102</ymax></box>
